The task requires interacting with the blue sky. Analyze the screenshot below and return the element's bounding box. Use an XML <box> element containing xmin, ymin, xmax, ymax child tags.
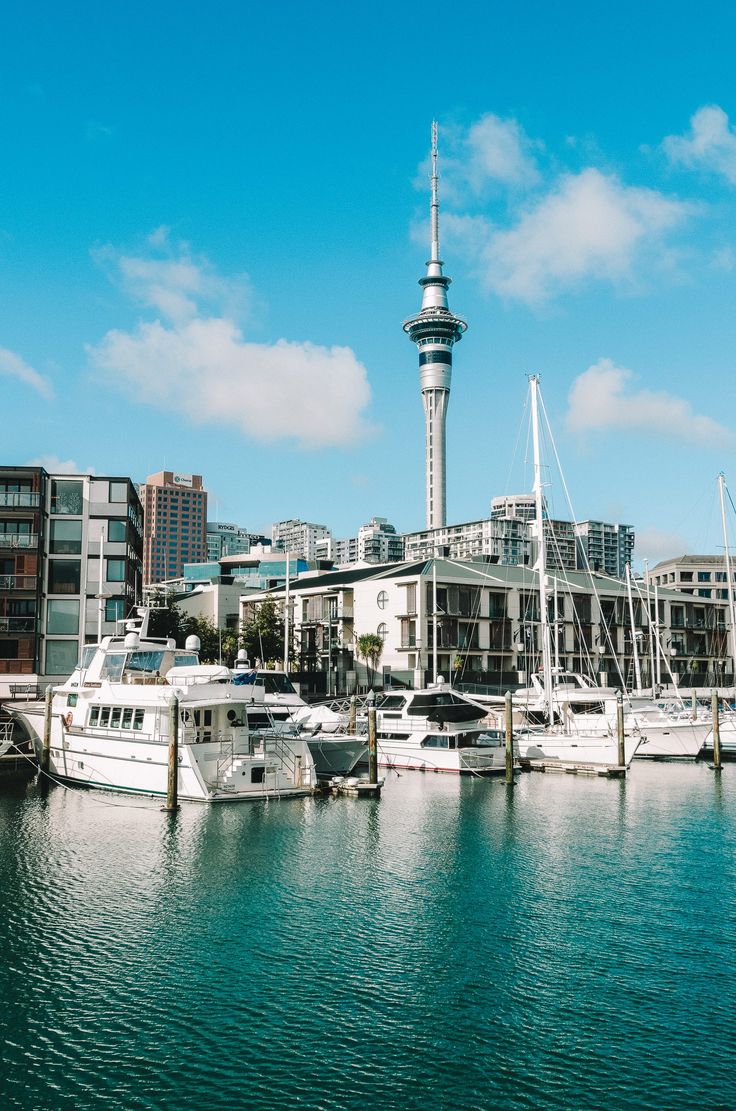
<box><xmin>2</xmin><ymin>0</ymin><xmax>736</xmax><ymax>564</ymax></box>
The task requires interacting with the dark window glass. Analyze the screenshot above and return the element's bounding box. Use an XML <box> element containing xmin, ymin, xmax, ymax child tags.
<box><xmin>419</xmin><ymin>350</ymin><xmax>452</xmax><ymax>366</ymax></box>
<box><xmin>108</xmin><ymin>519</ymin><xmax>127</xmax><ymax>543</ymax></box>
<box><xmin>51</xmin><ymin>480</ymin><xmax>83</xmax><ymax>515</ymax></box>
<box><xmin>50</xmin><ymin>519</ymin><xmax>82</xmax><ymax>555</ymax></box>
<box><xmin>105</xmin><ymin>597</ymin><xmax>126</xmax><ymax>621</ymax></box>
<box><xmin>0</xmin><ymin>640</ymin><xmax>19</xmax><ymax>660</ymax></box>
<box><xmin>106</xmin><ymin>559</ymin><xmax>126</xmax><ymax>582</ymax></box>
<box><xmin>48</xmin><ymin>560</ymin><xmax>81</xmax><ymax>594</ymax></box>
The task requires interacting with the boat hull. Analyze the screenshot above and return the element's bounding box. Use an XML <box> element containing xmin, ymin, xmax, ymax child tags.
<box><xmin>377</xmin><ymin>740</ymin><xmax>506</xmax><ymax>775</ymax></box>
<box><xmin>516</xmin><ymin>730</ymin><xmax>640</xmax><ymax>767</ymax></box>
<box><xmin>307</xmin><ymin>735</ymin><xmax>367</xmax><ymax>777</ymax></box>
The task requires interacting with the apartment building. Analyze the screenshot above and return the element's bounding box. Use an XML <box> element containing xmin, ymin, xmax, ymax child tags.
<box><xmin>206</xmin><ymin>521</ymin><xmax>269</xmax><ymax>561</ymax></box>
<box><xmin>0</xmin><ymin>466</ymin><xmax>143</xmax><ymax>688</ymax></box>
<box><xmin>272</xmin><ymin>519</ymin><xmax>332</xmax><ymax>560</ymax></box>
<box><xmin>647</xmin><ymin>555</ymin><xmax>736</xmax><ymax>601</ymax></box>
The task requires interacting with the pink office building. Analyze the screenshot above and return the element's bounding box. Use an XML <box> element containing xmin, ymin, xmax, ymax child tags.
<box><xmin>141</xmin><ymin>471</ymin><xmax>208</xmax><ymax>585</ymax></box>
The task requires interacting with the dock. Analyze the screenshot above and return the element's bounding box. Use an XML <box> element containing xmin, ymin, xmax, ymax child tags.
<box><xmin>325</xmin><ymin>775</ymin><xmax>384</xmax><ymax>798</ymax></box>
<box><xmin>519</xmin><ymin>759</ymin><xmax>627</xmax><ymax>778</ymax></box>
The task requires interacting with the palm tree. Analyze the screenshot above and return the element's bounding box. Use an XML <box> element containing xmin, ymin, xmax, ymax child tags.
<box><xmin>356</xmin><ymin>632</ymin><xmax>384</xmax><ymax>686</ymax></box>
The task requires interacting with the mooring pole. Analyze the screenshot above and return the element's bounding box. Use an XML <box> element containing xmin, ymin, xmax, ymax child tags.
<box><xmin>712</xmin><ymin>688</ymin><xmax>722</xmax><ymax>770</ymax></box>
<box><xmin>616</xmin><ymin>691</ymin><xmax>626</xmax><ymax>769</ymax></box>
<box><xmin>504</xmin><ymin>691</ymin><xmax>514</xmax><ymax>785</ymax></box>
<box><xmin>368</xmin><ymin>705</ymin><xmax>378</xmax><ymax>784</ymax></box>
<box><xmin>348</xmin><ymin>694</ymin><xmax>357</xmax><ymax>735</ymax></box>
<box><xmin>165</xmin><ymin>695</ymin><xmax>180</xmax><ymax>811</ymax></box>
<box><xmin>41</xmin><ymin>685</ymin><xmax>53</xmax><ymax>776</ymax></box>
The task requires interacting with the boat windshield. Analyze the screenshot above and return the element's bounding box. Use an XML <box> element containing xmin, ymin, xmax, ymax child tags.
<box><xmin>101</xmin><ymin>653</ymin><xmax>127</xmax><ymax>682</ymax></box>
<box><xmin>170</xmin><ymin>654</ymin><xmax>199</xmax><ymax>668</ymax></box>
<box><xmin>127</xmin><ymin>650</ymin><xmax>166</xmax><ymax>673</ymax></box>
<box><xmin>259</xmin><ymin>674</ymin><xmax>298</xmax><ymax>695</ymax></box>
<box><xmin>80</xmin><ymin>645</ymin><xmax>96</xmax><ymax>669</ymax></box>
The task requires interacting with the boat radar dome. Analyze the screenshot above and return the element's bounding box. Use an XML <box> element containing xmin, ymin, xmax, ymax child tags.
<box><xmin>185</xmin><ymin>635</ymin><xmax>201</xmax><ymax>653</ymax></box>
<box><xmin>237</xmin><ymin>649</ymin><xmax>248</xmax><ymax>662</ymax></box>
<box><xmin>166</xmin><ymin>638</ymin><xmax>176</xmax><ymax>649</ymax></box>
<box><xmin>124</xmin><ymin>631</ymin><xmax>140</xmax><ymax>650</ymax></box>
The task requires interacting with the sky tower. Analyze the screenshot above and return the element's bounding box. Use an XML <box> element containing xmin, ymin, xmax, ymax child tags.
<box><xmin>404</xmin><ymin>121</ymin><xmax>467</xmax><ymax>530</ymax></box>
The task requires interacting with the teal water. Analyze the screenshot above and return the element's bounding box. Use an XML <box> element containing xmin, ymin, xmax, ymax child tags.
<box><xmin>0</xmin><ymin>764</ymin><xmax>735</xmax><ymax>1111</ymax></box>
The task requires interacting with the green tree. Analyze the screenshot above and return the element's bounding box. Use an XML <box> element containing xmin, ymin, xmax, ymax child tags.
<box><xmin>241</xmin><ymin>596</ymin><xmax>284</xmax><ymax>666</ymax></box>
<box><xmin>356</xmin><ymin>632</ymin><xmax>384</xmax><ymax>683</ymax></box>
<box><xmin>147</xmin><ymin>590</ymin><xmax>189</xmax><ymax>643</ymax></box>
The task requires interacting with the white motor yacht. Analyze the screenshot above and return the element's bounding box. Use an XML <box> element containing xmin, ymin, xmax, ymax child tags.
<box><xmin>5</xmin><ymin>634</ymin><xmax>316</xmax><ymax>802</ymax></box>
<box><xmin>231</xmin><ymin>665</ymin><xmax>367</xmax><ymax>777</ymax></box>
<box><xmin>374</xmin><ymin>684</ymin><xmax>507</xmax><ymax>775</ymax></box>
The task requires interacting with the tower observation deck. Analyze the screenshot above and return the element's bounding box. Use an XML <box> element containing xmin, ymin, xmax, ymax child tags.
<box><xmin>403</xmin><ymin>121</ymin><xmax>467</xmax><ymax>531</ymax></box>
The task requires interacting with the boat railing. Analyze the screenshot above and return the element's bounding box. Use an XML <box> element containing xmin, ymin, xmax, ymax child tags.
<box><xmin>0</xmin><ymin>721</ymin><xmax>16</xmax><ymax>756</ymax></box>
<box><xmin>251</xmin><ymin>727</ymin><xmax>313</xmax><ymax>788</ymax></box>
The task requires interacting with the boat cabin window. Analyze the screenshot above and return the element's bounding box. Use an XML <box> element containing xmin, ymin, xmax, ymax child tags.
<box><xmin>99</xmin><ymin>707</ymin><xmax>111</xmax><ymax>727</ymax></box>
<box><xmin>461</xmin><ymin>730</ymin><xmax>502</xmax><ymax>748</ymax></box>
<box><xmin>171</xmin><ymin>653</ymin><xmax>199</xmax><ymax>668</ymax></box>
<box><xmin>110</xmin><ymin>707</ymin><xmax>122</xmax><ymax>728</ymax></box>
<box><xmin>80</xmin><ymin>646</ymin><xmax>96</xmax><ymax>669</ymax></box>
<box><xmin>88</xmin><ymin>705</ymin><xmax>145</xmax><ymax>730</ymax></box>
<box><xmin>422</xmin><ymin>735</ymin><xmax>453</xmax><ymax>749</ymax></box>
<box><xmin>378</xmin><ymin>695</ymin><xmax>407</xmax><ymax>711</ymax></box>
<box><xmin>89</xmin><ymin>706</ymin><xmax>99</xmax><ymax>725</ymax></box>
<box><xmin>122</xmin><ymin>708</ymin><xmax>134</xmax><ymax>728</ymax></box>
<box><xmin>101</xmin><ymin>654</ymin><xmax>126</xmax><ymax>682</ymax></box>
<box><xmin>127</xmin><ymin>650</ymin><xmax>166</xmax><ymax>673</ymax></box>
<box><xmin>133</xmin><ymin>709</ymin><xmax>144</xmax><ymax>730</ymax></box>
<box><xmin>251</xmin><ymin>766</ymin><xmax>266</xmax><ymax>783</ymax></box>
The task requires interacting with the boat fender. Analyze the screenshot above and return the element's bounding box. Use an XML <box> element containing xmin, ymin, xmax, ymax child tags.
<box><xmin>63</xmin><ymin>712</ymin><xmax>73</xmax><ymax>729</ymax></box>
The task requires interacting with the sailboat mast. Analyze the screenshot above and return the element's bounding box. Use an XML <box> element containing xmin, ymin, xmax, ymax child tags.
<box><xmin>718</xmin><ymin>472</ymin><xmax>736</xmax><ymax>682</ymax></box>
<box><xmin>625</xmin><ymin>562</ymin><xmax>643</xmax><ymax>694</ymax></box>
<box><xmin>530</xmin><ymin>376</ymin><xmax>553</xmax><ymax>715</ymax></box>
<box><xmin>283</xmin><ymin>552</ymin><xmax>290</xmax><ymax>673</ymax></box>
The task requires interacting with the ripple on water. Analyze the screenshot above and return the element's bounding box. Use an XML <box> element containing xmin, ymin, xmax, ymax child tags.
<box><xmin>0</xmin><ymin>764</ymin><xmax>735</xmax><ymax>1110</ymax></box>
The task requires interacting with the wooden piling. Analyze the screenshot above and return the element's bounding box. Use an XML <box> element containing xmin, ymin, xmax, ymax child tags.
<box><xmin>164</xmin><ymin>695</ymin><xmax>180</xmax><ymax>812</ymax></box>
<box><xmin>348</xmin><ymin>694</ymin><xmax>357</xmax><ymax>735</ymax></box>
<box><xmin>712</xmin><ymin>688</ymin><xmax>722</xmax><ymax>770</ymax></box>
<box><xmin>616</xmin><ymin>692</ymin><xmax>626</xmax><ymax>769</ymax></box>
<box><xmin>504</xmin><ymin>691</ymin><xmax>514</xmax><ymax>785</ymax></box>
<box><xmin>41</xmin><ymin>686</ymin><xmax>53</xmax><ymax>776</ymax></box>
<box><xmin>368</xmin><ymin>706</ymin><xmax>378</xmax><ymax>784</ymax></box>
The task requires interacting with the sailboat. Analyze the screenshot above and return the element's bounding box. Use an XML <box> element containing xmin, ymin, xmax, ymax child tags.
<box><xmin>512</xmin><ymin>376</ymin><xmax>641</xmax><ymax>768</ymax></box>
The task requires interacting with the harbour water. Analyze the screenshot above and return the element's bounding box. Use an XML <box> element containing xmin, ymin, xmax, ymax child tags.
<box><xmin>1</xmin><ymin>763</ymin><xmax>735</xmax><ymax>1110</ymax></box>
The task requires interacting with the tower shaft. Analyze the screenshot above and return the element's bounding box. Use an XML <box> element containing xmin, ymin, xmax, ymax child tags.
<box><xmin>403</xmin><ymin>121</ymin><xmax>467</xmax><ymax>531</ymax></box>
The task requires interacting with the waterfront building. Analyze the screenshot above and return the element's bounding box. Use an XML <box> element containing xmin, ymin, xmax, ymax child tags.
<box><xmin>241</xmin><ymin>558</ymin><xmax>731</xmax><ymax>697</ymax></box>
<box><xmin>648</xmin><ymin>555</ymin><xmax>736</xmax><ymax>601</ymax></box>
<box><xmin>272</xmin><ymin>519</ymin><xmax>332</xmax><ymax>560</ymax></box>
<box><xmin>0</xmin><ymin>465</ymin><xmax>143</xmax><ymax>690</ymax></box>
<box><xmin>404</xmin><ymin>123</ymin><xmax>467</xmax><ymax>530</ymax></box>
<box><xmin>140</xmin><ymin>471</ymin><xmax>207</xmax><ymax>585</ymax></box>
<box><xmin>491</xmin><ymin>494</ymin><xmax>537</xmax><ymax>522</ymax></box>
<box><xmin>206</xmin><ymin>521</ymin><xmax>269</xmax><ymax>561</ymax></box>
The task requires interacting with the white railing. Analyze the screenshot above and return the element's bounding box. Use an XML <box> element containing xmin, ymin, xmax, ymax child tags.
<box><xmin>0</xmin><ymin>533</ymin><xmax>37</xmax><ymax>548</ymax></box>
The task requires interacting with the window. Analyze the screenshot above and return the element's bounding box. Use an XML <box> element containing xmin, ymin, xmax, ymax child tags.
<box><xmin>99</xmin><ymin>707</ymin><xmax>111</xmax><ymax>727</ymax></box>
<box><xmin>66</xmin><ymin>693</ymin><xmax>78</xmax><ymax>707</ymax></box>
<box><xmin>251</xmin><ymin>766</ymin><xmax>265</xmax><ymax>783</ymax></box>
<box><xmin>81</xmin><ymin>646</ymin><xmax>96</xmax><ymax>669</ymax></box>
<box><xmin>377</xmin><ymin>622</ymin><xmax>389</xmax><ymax>641</ymax></box>
<box><xmin>51</xmin><ymin>480</ymin><xmax>83</xmax><ymax>515</ymax></box>
<box><xmin>110</xmin><ymin>707</ymin><xmax>122</xmax><ymax>728</ymax></box>
<box><xmin>106</xmin><ymin>559</ymin><xmax>126</xmax><ymax>582</ymax></box>
<box><xmin>89</xmin><ymin>706</ymin><xmax>100</xmax><ymax>726</ymax></box>
<box><xmin>679</xmin><ymin>571</ymin><xmax>693</xmax><ymax>583</ymax></box>
<box><xmin>0</xmin><ymin>640</ymin><xmax>19</xmax><ymax>660</ymax></box>
<box><xmin>0</xmin><ymin>519</ymin><xmax>31</xmax><ymax>535</ymax></box>
<box><xmin>50</xmin><ymin>519</ymin><xmax>82</xmax><ymax>555</ymax></box>
<box><xmin>697</xmin><ymin>571</ymin><xmax>711</xmax><ymax>582</ymax></box>
<box><xmin>122</xmin><ymin>708</ymin><xmax>133</xmax><ymax>729</ymax></box>
<box><xmin>45</xmin><ymin>639</ymin><xmax>79</xmax><ymax>675</ymax></box>
<box><xmin>109</xmin><ymin>481</ymin><xmax>128</xmax><ymax>503</ymax></box>
<box><xmin>105</xmin><ymin>597</ymin><xmax>126</xmax><ymax>622</ymax></box>
<box><xmin>101</xmin><ymin>654</ymin><xmax>126</xmax><ymax>681</ymax></box>
<box><xmin>47</xmin><ymin>599</ymin><xmax>80</xmax><ymax>635</ymax></box>
<box><xmin>48</xmin><ymin>560</ymin><xmax>81</xmax><ymax>595</ymax></box>
<box><xmin>108</xmin><ymin>519</ymin><xmax>127</xmax><ymax>542</ymax></box>
<box><xmin>377</xmin><ymin>590</ymin><xmax>388</xmax><ymax>610</ymax></box>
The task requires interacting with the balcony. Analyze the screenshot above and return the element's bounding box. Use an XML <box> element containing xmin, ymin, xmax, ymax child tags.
<box><xmin>0</xmin><ymin>575</ymin><xmax>37</xmax><ymax>591</ymax></box>
<box><xmin>0</xmin><ymin>533</ymin><xmax>38</xmax><ymax>549</ymax></box>
<box><xmin>0</xmin><ymin>492</ymin><xmax>40</xmax><ymax>508</ymax></box>
<box><xmin>0</xmin><ymin>616</ymin><xmax>36</xmax><ymax>632</ymax></box>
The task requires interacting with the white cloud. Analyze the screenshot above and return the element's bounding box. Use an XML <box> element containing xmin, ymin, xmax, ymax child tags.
<box><xmin>88</xmin><ymin>241</ymin><xmax>372</xmax><ymax>449</ymax></box>
<box><xmin>565</xmin><ymin>358</ymin><xmax>735</xmax><ymax>449</ymax></box>
<box><xmin>636</xmin><ymin>528</ymin><xmax>690</xmax><ymax>565</ymax></box>
<box><xmin>0</xmin><ymin>346</ymin><xmax>53</xmax><ymax>399</ymax></box>
<box><xmin>663</xmin><ymin>105</ymin><xmax>736</xmax><ymax>185</ymax></box>
<box><xmin>417</xmin><ymin>115</ymin><xmax>540</xmax><ymax>208</ymax></box>
<box><xmin>473</xmin><ymin>169</ymin><xmax>692</xmax><ymax>303</ymax></box>
<box><xmin>26</xmin><ymin>455</ymin><xmax>95</xmax><ymax>475</ymax></box>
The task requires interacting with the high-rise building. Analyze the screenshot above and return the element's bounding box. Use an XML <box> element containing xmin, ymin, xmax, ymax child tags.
<box><xmin>272</xmin><ymin>519</ymin><xmax>332</xmax><ymax>560</ymax></box>
<box><xmin>0</xmin><ymin>466</ymin><xmax>143</xmax><ymax>686</ymax></box>
<box><xmin>206</xmin><ymin>522</ymin><xmax>269</xmax><ymax>561</ymax></box>
<box><xmin>404</xmin><ymin>122</ymin><xmax>467</xmax><ymax>531</ymax></box>
<box><xmin>140</xmin><ymin>471</ymin><xmax>208</xmax><ymax>584</ymax></box>
<box><xmin>575</xmin><ymin>521</ymin><xmax>635</xmax><ymax>577</ymax></box>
